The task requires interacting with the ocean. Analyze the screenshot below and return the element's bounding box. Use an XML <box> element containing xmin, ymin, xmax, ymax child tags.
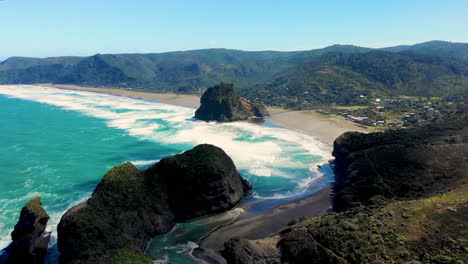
<box><xmin>0</xmin><ymin>85</ymin><xmax>333</xmax><ymax>263</ymax></box>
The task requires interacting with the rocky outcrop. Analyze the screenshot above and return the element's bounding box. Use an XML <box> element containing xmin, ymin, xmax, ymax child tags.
<box><xmin>195</xmin><ymin>83</ymin><xmax>269</xmax><ymax>122</ymax></box>
<box><xmin>222</xmin><ymin>237</ymin><xmax>281</xmax><ymax>264</ymax></box>
<box><xmin>57</xmin><ymin>144</ymin><xmax>250</xmax><ymax>264</ymax></box>
<box><xmin>147</xmin><ymin>144</ymin><xmax>251</xmax><ymax>221</ymax></box>
<box><xmin>219</xmin><ymin>116</ymin><xmax>468</xmax><ymax>264</ymax></box>
<box><xmin>332</xmin><ymin>117</ymin><xmax>468</xmax><ymax>211</ymax></box>
<box><xmin>5</xmin><ymin>197</ymin><xmax>51</xmax><ymax>264</ymax></box>
<box><xmin>276</xmin><ymin>184</ymin><xmax>468</xmax><ymax>264</ymax></box>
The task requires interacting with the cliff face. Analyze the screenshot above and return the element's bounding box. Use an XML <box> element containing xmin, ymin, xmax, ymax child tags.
<box><xmin>277</xmin><ymin>186</ymin><xmax>468</xmax><ymax>264</ymax></box>
<box><xmin>332</xmin><ymin>118</ymin><xmax>468</xmax><ymax>211</ymax></box>
<box><xmin>220</xmin><ymin>116</ymin><xmax>468</xmax><ymax>264</ymax></box>
<box><xmin>195</xmin><ymin>83</ymin><xmax>269</xmax><ymax>122</ymax></box>
<box><xmin>3</xmin><ymin>197</ymin><xmax>51</xmax><ymax>264</ymax></box>
<box><xmin>57</xmin><ymin>144</ymin><xmax>250</xmax><ymax>264</ymax></box>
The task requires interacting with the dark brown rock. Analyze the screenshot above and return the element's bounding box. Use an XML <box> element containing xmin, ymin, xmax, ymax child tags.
<box><xmin>332</xmin><ymin>117</ymin><xmax>468</xmax><ymax>211</ymax></box>
<box><xmin>195</xmin><ymin>83</ymin><xmax>269</xmax><ymax>122</ymax></box>
<box><xmin>6</xmin><ymin>197</ymin><xmax>50</xmax><ymax>264</ymax></box>
<box><xmin>147</xmin><ymin>144</ymin><xmax>251</xmax><ymax>221</ymax></box>
<box><xmin>57</xmin><ymin>144</ymin><xmax>250</xmax><ymax>264</ymax></box>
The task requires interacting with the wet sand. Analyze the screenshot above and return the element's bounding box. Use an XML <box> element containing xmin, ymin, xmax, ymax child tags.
<box><xmin>199</xmin><ymin>187</ymin><xmax>332</xmax><ymax>251</ymax></box>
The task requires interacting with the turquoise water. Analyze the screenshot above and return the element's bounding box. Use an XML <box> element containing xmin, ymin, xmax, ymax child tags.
<box><xmin>0</xmin><ymin>85</ymin><xmax>333</xmax><ymax>263</ymax></box>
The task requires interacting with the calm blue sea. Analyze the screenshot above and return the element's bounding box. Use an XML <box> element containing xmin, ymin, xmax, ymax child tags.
<box><xmin>0</xmin><ymin>85</ymin><xmax>333</xmax><ymax>263</ymax></box>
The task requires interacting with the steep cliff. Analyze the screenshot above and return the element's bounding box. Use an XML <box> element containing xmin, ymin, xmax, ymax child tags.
<box><xmin>332</xmin><ymin>116</ymin><xmax>468</xmax><ymax>211</ymax></box>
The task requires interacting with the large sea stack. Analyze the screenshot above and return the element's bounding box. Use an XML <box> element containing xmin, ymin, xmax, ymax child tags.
<box><xmin>3</xmin><ymin>197</ymin><xmax>51</xmax><ymax>264</ymax></box>
<box><xmin>195</xmin><ymin>83</ymin><xmax>269</xmax><ymax>122</ymax></box>
<box><xmin>57</xmin><ymin>144</ymin><xmax>250</xmax><ymax>264</ymax></box>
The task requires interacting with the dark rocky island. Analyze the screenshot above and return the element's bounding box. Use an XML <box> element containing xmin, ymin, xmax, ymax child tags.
<box><xmin>1</xmin><ymin>197</ymin><xmax>51</xmax><ymax>264</ymax></box>
<box><xmin>195</xmin><ymin>83</ymin><xmax>269</xmax><ymax>122</ymax></box>
<box><xmin>219</xmin><ymin>115</ymin><xmax>468</xmax><ymax>264</ymax></box>
<box><xmin>57</xmin><ymin>144</ymin><xmax>250</xmax><ymax>264</ymax></box>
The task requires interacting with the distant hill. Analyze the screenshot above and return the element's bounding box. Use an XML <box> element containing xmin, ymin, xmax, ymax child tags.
<box><xmin>382</xmin><ymin>40</ymin><xmax>468</xmax><ymax>66</ymax></box>
<box><xmin>242</xmin><ymin>50</ymin><xmax>468</xmax><ymax>107</ymax></box>
<box><xmin>0</xmin><ymin>45</ymin><xmax>371</xmax><ymax>93</ymax></box>
<box><xmin>1</xmin><ymin>41</ymin><xmax>467</xmax><ymax>106</ymax></box>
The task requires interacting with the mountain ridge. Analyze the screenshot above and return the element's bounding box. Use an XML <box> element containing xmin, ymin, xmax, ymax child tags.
<box><xmin>1</xmin><ymin>41</ymin><xmax>467</xmax><ymax>106</ymax></box>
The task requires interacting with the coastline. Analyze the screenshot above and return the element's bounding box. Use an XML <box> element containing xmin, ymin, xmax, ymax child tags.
<box><xmin>14</xmin><ymin>84</ymin><xmax>344</xmax><ymax>262</ymax></box>
<box><xmin>199</xmin><ymin>187</ymin><xmax>332</xmax><ymax>251</ymax></box>
<box><xmin>41</xmin><ymin>84</ymin><xmax>368</xmax><ymax>145</ymax></box>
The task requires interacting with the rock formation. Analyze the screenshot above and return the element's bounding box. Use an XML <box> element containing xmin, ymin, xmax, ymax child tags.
<box><xmin>57</xmin><ymin>144</ymin><xmax>250</xmax><ymax>264</ymax></box>
<box><xmin>195</xmin><ymin>83</ymin><xmax>269</xmax><ymax>122</ymax></box>
<box><xmin>147</xmin><ymin>144</ymin><xmax>251</xmax><ymax>221</ymax></box>
<box><xmin>5</xmin><ymin>197</ymin><xmax>51</xmax><ymax>264</ymax></box>
<box><xmin>332</xmin><ymin>117</ymin><xmax>468</xmax><ymax>211</ymax></box>
<box><xmin>222</xmin><ymin>237</ymin><xmax>281</xmax><ymax>264</ymax></box>
<box><xmin>218</xmin><ymin>116</ymin><xmax>468</xmax><ymax>264</ymax></box>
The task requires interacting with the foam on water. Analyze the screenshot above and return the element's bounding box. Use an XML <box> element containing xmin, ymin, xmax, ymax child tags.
<box><xmin>0</xmin><ymin>85</ymin><xmax>334</xmax><ymax>262</ymax></box>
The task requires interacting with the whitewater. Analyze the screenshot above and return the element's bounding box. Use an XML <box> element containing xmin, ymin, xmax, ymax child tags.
<box><xmin>0</xmin><ymin>85</ymin><xmax>333</xmax><ymax>263</ymax></box>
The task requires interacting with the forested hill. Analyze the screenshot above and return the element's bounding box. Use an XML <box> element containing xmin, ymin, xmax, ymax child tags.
<box><xmin>0</xmin><ymin>45</ymin><xmax>369</xmax><ymax>93</ymax></box>
<box><xmin>242</xmin><ymin>50</ymin><xmax>468</xmax><ymax>106</ymax></box>
<box><xmin>0</xmin><ymin>41</ymin><xmax>467</xmax><ymax>106</ymax></box>
<box><xmin>383</xmin><ymin>40</ymin><xmax>468</xmax><ymax>66</ymax></box>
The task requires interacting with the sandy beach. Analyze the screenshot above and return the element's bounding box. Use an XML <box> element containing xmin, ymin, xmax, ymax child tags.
<box><xmin>45</xmin><ymin>84</ymin><xmax>367</xmax><ymax>145</ymax></box>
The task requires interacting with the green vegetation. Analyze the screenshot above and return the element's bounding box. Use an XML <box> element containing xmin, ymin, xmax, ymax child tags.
<box><xmin>1</xmin><ymin>41</ymin><xmax>467</xmax><ymax>110</ymax></box>
<box><xmin>284</xmin><ymin>185</ymin><xmax>468</xmax><ymax>264</ymax></box>
<box><xmin>313</xmin><ymin>91</ymin><xmax>467</xmax><ymax>130</ymax></box>
<box><xmin>23</xmin><ymin>197</ymin><xmax>49</xmax><ymax>219</ymax></box>
<box><xmin>244</xmin><ymin>50</ymin><xmax>468</xmax><ymax>109</ymax></box>
<box><xmin>278</xmin><ymin>117</ymin><xmax>468</xmax><ymax>263</ymax></box>
<box><xmin>383</xmin><ymin>40</ymin><xmax>468</xmax><ymax>66</ymax></box>
<box><xmin>335</xmin><ymin>106</ymin><xmax>369</xmax><ymax>110</ymax></box>
<box><xmin>112</xmin><ymin>249</ymin><xmax>153</xmax><ymax>264</ymax></box>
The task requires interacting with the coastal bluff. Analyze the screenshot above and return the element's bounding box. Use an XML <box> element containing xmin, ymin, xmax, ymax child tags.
<box><xmin>332</xmin><ymin>117</ymin><xmax>468</xmax><ymax>211</ymax></box>
<box><xmin>195</xmin><ymin>83</ymin><xmax>269</xmax><ymax>122</ymax></box>
<box><xmin>219</xmin><ymin>116</ymin><xmax>468</xmax><ymax>264</ymax></box>
<box><xmin>57</xmin><ymin>144</ymin><xmax>251</xmax><ymax>264</ymax></box>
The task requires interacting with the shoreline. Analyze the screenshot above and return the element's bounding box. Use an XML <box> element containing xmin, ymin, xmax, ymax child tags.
<box><xmin>39</xmin><ymin>84</ymin><xmax>368</xmax><ymax>145</ymax></box>
<box><xmin>199</xmin><ymin>187</ymin><xmax>332</xmax><ymax>251</ymax></box>
<box><xmin>191</xmin><ymin>187</ymin><xmax>333</xmax><ymax>263</ymax></box>
<box><xmin>17</xmin><ymin>84</ymin><xmax>342</xmax><ymax>262</ymax></box>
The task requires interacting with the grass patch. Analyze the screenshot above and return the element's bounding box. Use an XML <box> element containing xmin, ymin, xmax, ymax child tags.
<box><xmin>290</xmin><ymin>185</ymin><xmax>468</xmax><ymax>263</ymax></box>
<box><xmin>335</xmin><ymin>105</ymin><xmax>369</xmax><ymax>110</ymax></box>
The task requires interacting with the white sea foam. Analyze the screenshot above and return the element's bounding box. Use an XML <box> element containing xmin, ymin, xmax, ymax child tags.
<box><xmin>130</xmin><ymin>159</ymin><xmax>161</xmax><ymax>166</ymax></box>
<box><xmin>0</xmin><ymin>85</ymin><xmax>332</xmax><ymax>199</ymax></box>
<box><xmin>0</xmin><ymin>189</ymin><xmax>92</xmax><ymax>251</ymax></box>
<box><xmin>0</xmin><ymin>84</ymin><xmax>335</xmax><ymax>258</ymax></box>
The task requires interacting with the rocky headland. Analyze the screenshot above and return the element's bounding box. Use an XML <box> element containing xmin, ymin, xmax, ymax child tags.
<box><xmin>218</xmin><ymin>115</ymin><xmax>468</xmax><ymax>264</ymax></box>
<box><xmin>55</xmin><ymin>144</ymin><xmax>250</xmax><ymax>264</ymax></box>
<box><xmin>195</xmin><ymin>83</ymin><xmax>269</xmax><ymax>122</ymax></box>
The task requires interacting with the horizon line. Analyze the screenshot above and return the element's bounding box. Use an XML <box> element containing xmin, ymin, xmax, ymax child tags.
<box><xmin>1</xmin><ymin>39</ymin><xmax>468</xmax><ymax>61</ymax></box>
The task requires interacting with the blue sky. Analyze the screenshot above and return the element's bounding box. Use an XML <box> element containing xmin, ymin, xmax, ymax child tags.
<box><xmin>0</xmin><ymin>0</ymin><xmax>467</xmax><ymax>59</ymax></box>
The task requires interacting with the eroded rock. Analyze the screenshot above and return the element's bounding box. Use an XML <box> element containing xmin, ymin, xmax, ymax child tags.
<box><xmin>195</xmin><ymin>83</ymin><xmax>269</xmax><ymax>122</ymax></box>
